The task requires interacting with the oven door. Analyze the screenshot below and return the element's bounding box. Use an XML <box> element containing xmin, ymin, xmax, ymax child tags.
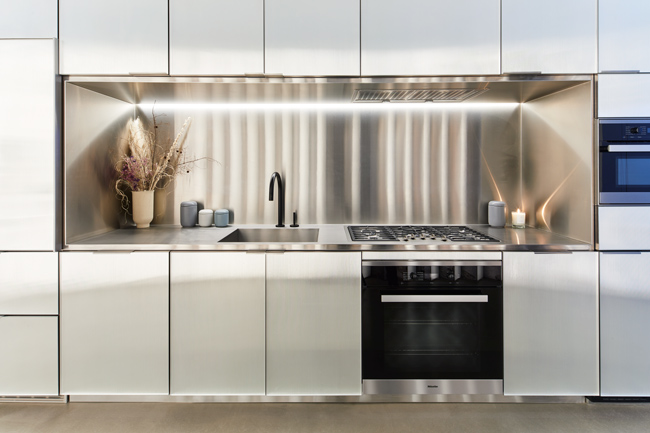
<box><xmin>362</xmin><ymin>262</ymin><xmax>503</xmax><ymax>385</ymax></box>
<box><xmin>600</xmin><ymin>144</ymin><xmax>650</xmax><ymax>204</ymax></box>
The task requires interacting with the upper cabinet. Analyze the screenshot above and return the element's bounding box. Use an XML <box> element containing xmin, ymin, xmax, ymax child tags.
<box><xmin>265</xmin><ymin>0</ymin><xmax>360</xmax><ymax>76</ymax></box>
<box><xmin>600</xmin><ymin>0</ymin><xmax>650</xmax><ymax>72</ymax></box>
<box><xmin>502</xmin><ymin>0</ymin><xmax>597</xmax><ymax>74</ymax></box>
<box><xmin>0</xmin><ymin>40</ymin><xmax>57</xmax><ymax>251</ymax></box>
<box><xmin>0</xmin><ymin>0</ymin><xmax>57</xmax><ymax>38</ymax></box>
<box><xmin>170</xmin><ymin>0</ymin><xmax>263</xmax><ymax>76</ymax></box>
<box><xmin>361</xmin><ymin>0</ymin><xmax>500</xmax><ymax>76</ymax></box>
<box><xmin>59</xmin><ymin>0</ymin><xmax>168</xmax><ymax>75</ymax></box>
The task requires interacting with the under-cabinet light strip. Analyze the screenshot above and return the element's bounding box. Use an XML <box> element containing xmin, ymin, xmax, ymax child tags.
<box><xmin>136</xmin><ymin>102</ymin><xmax>519</xmax><ymax>112</ymax></box>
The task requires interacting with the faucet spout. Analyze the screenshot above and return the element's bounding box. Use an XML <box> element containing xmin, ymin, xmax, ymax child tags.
<box><xmin>269</xmin><ymin>172</ymin><xmax>285</xmax><ymax>227</ymax></box>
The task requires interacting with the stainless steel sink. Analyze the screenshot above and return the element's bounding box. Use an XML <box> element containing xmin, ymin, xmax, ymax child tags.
<box><xmin>218</xmin><ymin>228</ymin><xmax>319</xmax><ymax>243</ymax></box>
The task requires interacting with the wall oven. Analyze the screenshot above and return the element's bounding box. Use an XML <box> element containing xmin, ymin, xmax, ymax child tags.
<box><xmin>362</xmin><ymin>254</ymin><xmax>503</xmax><ymax>395</ymax></box>
<box><xmin>600</xmin><ymin>119</ymin><xmax>650</xmax><ymax>204</ymax></box>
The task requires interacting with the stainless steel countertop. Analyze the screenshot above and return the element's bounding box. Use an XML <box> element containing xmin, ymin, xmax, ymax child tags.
<box><xmin>64</xmin><ymin>224</ymin><xmax>592</xmax><ymax>252</ymax></box>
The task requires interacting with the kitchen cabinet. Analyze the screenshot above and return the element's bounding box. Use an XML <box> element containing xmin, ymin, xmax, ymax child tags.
<box><xmin>0</xmin><ymin>317</ymin><xmax>58</xmax><ymax>396</ymax></box>
<box><xmin>597</xmin><ymin>74</ymin><xmax>650</xmax><ymax>118</ymax></box>
<box><xmin>170</xmin><ymin>0</ymin><xmax>263</xmax><ymax>76</ymax></box>
<box><xmin>600</xmin><ymin>252</ymin><xmax>650</xmax><ymax>396</ymax></box>
<box><xmin>600</xmin><ymin>0</ymin><xmax>650</xmax><ymax>73</ymax></box>
<box><xmin>0</xmin><ymin>253</ymin><xmax>58</xmax><ymax>315</ymax></box>
<box><xmin>170</xmin><ymin>252</ymin><xmax>265</xmax><ymax>395</ymax></box>
<box><xmin>502</xmin><ymin>0</ymin><xmax>597</xmax><ymax>74</ymax></box>
<box><xmin>503</xmin><ymin>252</ymin><xmax>599</xmax><ymax>396</ymax></box>
<box><xmin>266</xmin><ymin>252</ymin><xmax>362</xmax><ymax>395</ymax></box>
<box><xmin>0</xmin><ymin>0</ymin><xmax>57</xmax><ymax>38</ymax></box>
<box><xmin>60</xmin><ymin>252</ymin><xmax>169</xmax><ymax>395</ymax></box>
<box><xmin>0</xmin><ymin>39</ymin><xmax>57</xmax><ymax>251</ymax></box>
<box><xmin>58</xmin><ymin>0</ymin><xmax>168</xmax><ymax>75</ymax></box>
<box><xmin>361</xmin><ymin>0</ymin><xmax>500</xmax><ymax>76</ymax></box>
<box><xmin>265</xmin><ymin>0</ymin><xmax>360</xmax><ymax>76</ymax></box>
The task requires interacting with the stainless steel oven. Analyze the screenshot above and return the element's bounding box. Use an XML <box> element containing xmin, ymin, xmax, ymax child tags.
<box><xmin>362</xmin><ymin>257</ymin><xmax>503</xmax><ymax>395</ymax></box>
<box><xmin>599</xmin><ymin>119</ymin><xmax>650</xmax><ymax>204</ymax></box>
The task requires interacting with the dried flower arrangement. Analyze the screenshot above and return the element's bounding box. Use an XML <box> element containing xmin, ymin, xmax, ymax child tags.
<box><xmin>114</xmin><ymin>111</ymin><xmax>196</xmax><ymax>213</ymax></box>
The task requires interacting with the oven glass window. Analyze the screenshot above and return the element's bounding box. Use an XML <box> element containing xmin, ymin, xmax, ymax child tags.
<box><xmin>362</xmin><ymin>265</ymin><xmax>503</xmax><ymax>381</ymax></box>
<box><xmin>619</xmin><ymin>156</ymin><xmax>650</xmax><ymax>187</ymax></box>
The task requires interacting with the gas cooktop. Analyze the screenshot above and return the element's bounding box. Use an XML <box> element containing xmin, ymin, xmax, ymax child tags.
<box><xmin>347</xmin><ymin>225</ymin><xmax>500</xmax><ymax>243</ymax></box>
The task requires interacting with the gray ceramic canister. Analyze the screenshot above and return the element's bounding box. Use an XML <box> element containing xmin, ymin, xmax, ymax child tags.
<box><xmin>488</xmin><ymin>201</ymin><xmax>506</xmax><ymax>227</ymax></box>
<box><xmin>214</xmin><ymin>209</ymin><xmax>229</xmax><ymax>227</ymax></box>
<box><xmin>180</xmin><ymin>201</ymin><xmax>198</xmax><ymax>227</ymax></box>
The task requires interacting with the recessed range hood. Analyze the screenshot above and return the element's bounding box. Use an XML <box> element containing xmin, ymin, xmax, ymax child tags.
<box><xmin>65</xmin><ymin>75</ymin><xmax>591</xmax><ymax>105</ymax></box>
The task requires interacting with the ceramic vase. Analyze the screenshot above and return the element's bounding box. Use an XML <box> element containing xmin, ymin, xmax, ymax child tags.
<box><xmin>132</xmin><ymin>190</ymin><xmax>154</xmax><ymax>228</ymax></box>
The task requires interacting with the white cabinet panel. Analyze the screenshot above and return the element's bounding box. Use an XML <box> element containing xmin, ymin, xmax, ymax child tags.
<box><xmin>600</xmin><ymin>0</ymin><xmax>650</xmax><ymax>72</ymax></box>
<box><xmin>267</xmin><ymin>252</ymin><xmax>362</xmax><ymax>396</ymax></box>
<box><xmin>0</xmin><ymin>317</ymin><xmax>58</xmax><ymax>396</ymax></box>
<box><xmin>0</xmin><ymin>253</ymin><xmax>58</xmax><ymax>315</ymax></box>
<box><xmin>502</xmin><ymin>0</ymin><xmax>597</xmax><ymax>74</ymax></box>
<box><xmin>598</xmin><ymin>74</ymin><xmax>650</xmax><ymax>118</ymax></box>
<box><xmin>170</xmin><ymin>252</ymin><xmax>265</xmax><ymax>395</ymax></box>
<box><xmin>265</xmin><ymin>0</ymin><xmax>360</xmax><ymax>76</ymax></box>
<box><xmin>362</xmin><ymin>0</ymin><xmax>500</xmax><ymax>76</ymax></box>
<box><xmin>601</xmin><ymin>252</ymin><xmax>650</xmax><ymax>396</ymax></box>
<box><xmin>503</xmin><ymin>252</ymin><xmax>599</xmax><ymax>396</ymax></box>
<box><xmin>0</xmin><ymin>0</ymin><xmax>57</xmax><ymax>38</ymax></box>
<box><xmin>0</xmin><ymin>40</ymin><xmax>57</xmax><ymax>251</ymax></box>
<box><xmin>60</xmin><ymin>252</ymin><xmax>169</xmax><ymax>395</ymax></box>
<box><xmin>59</xmin><ymin>0</ymin><xmax>168</xmax><ymax>75</ymax></box>
<box><xmin>170</xmin><ymin>0</ymin><xmax>263</xmax><ymax>76</ymax></box>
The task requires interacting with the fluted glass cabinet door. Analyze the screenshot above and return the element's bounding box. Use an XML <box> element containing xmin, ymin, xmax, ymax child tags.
<box><xmin>266</xmin><ymin>252</ymin><xmax>362</xmax><ymax>396</ymax></box>
<box><xmin>170</xmin><ymin>252</ymin><xmax>266</xmax><ymax>395</ymax></box>
<box><xmin>59</xmin><ymin>0</ymin><xmax>168</xmax><ymax>75</ymax></box>
<box><xmin>60</xmin><ymin>252</ymin><xmax>169</xmax><ymax>395</ymax></box>
<box><xmin>362</xmin><ymin>0</ymin><xmax>500</xmax><ymax>76</ymax></box>
<box><xmin>265</xmin><ymin>0</ymin><xmax>360</xmax><ymax>76</ymax></box>
<box><xmin>170</xmin><ymin>0</ymin><xmax>263</xmax><ymax>75</ymax></box>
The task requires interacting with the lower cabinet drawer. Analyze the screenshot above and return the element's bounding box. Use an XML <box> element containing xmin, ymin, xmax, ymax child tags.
<box><xmin>0</xmin><ymin>316</ymin><xmax>58</xmax><ymax>396</ymax></box>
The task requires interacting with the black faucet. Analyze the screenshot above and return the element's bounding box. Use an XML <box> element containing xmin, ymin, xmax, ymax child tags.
<box><xmin>269</xmin><ymin>172</ymin><xmax>285</xmax><ymax>227</ymax></box>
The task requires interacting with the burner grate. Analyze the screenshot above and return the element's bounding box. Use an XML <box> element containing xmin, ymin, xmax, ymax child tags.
<box><xmin>348</xmin><ymin>225</ymin><xmax>500</xmax><ymax>242</ymax></box>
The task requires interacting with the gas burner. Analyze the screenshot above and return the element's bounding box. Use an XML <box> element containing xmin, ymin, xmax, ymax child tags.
<box><xmin>347</xmin><ymin>225</ymin><xmax>500</xmax><ymax>243</ymax></box>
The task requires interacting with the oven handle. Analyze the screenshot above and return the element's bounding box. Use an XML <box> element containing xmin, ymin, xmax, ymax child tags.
<box><xmin>363</xmin><ymin>260</ymin><xmax>501</xmax><ymax>267</ymax></box>
<box><xmin>606</xmin><ymin>145</ymin><xmax>650</xmax><ymax>152</ymax></box>
<box><xmin>381</xmin><ymin>295</ymin><xmax>488</xmax><ymax>303</ymax></box>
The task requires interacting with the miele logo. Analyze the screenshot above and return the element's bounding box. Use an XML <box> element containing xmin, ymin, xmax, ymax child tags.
<box><xmin>427</xmin><ymin>385</ymin><xmax>439</xmax><ymax>389</ymax></box>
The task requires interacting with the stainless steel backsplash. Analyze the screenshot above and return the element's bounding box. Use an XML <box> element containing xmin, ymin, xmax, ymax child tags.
<box><xmin>146</xmin><ymin>105</ymin><xmax>522</xmax><ymax>226</ymax></box>
<box><xmin>65</xmin><ymin>79</ymin><xmax>593</xmax><ymax>243</ymax></box>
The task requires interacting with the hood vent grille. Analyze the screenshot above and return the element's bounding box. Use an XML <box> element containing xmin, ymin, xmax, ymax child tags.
<box><xmin>352</xmin><ymin>88</ymin><xmax>488</xmax><ymax>103</ymax></box>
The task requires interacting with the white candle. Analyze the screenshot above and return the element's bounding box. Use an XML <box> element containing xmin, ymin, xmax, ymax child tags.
<box><xmin>511</xmin><ymin>208</ymin><xmax>526</xmax><ymax>228</ymax></box>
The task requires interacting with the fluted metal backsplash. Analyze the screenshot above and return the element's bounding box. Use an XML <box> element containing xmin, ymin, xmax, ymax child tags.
<box><xmin>138</xmin><ymin>105</ymin><xmax>521</xmax><ymax>226</ymax></box>
<box><xmin>65</xmin><ymin>78</ymin><xmax>593</xmax><ymax>244</ymax></box>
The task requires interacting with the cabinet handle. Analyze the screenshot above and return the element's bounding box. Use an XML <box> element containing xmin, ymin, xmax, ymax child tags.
<box><xmin>606</xmin><ymin>145</ymin><xmax>650</xmax><ymax>153</ymax></box>
<box><xmin>381</xmin><ymin>295</ymin><xmax>488</xmax><ymax>303</ymax></box>
<box><xmin>503</xmin><ymin>71</ymin><xmax>542</xmax><ymax>75</ymax></box>
<box><xmin>600</xmin><ymin>70</ymin><xmax>641</xmax><ymax>74</ymax></box>
<box><xmin>128</xmin><ymin>72</ymin><xmax>168</xmax><ymax>76</ymax></box>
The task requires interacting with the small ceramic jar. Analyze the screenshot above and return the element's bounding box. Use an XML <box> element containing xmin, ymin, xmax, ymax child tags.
<box><xmin>488</xmin><ymin>201</ymin><xmax>506</xmax><ymax>227</ymax></box>
<box><xmin>214</xmin><ymin>209</ymin><xmax>229</xmax><ymax>227</ymax></box>
<box><xmin>198</xmin><ymin>209</ymin><xmax>214</xmax><ymax>227</ymax></box>
<box><xmin>180</xmin><ymin>201</ymin><xmax>198</xmax><ymax>227</ymax></box>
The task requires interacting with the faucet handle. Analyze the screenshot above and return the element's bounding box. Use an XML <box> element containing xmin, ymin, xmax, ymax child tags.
<box><xmin>290</xmin><ymin>211</ymin><xmax>299</xmax><ymax>227</ymax></box>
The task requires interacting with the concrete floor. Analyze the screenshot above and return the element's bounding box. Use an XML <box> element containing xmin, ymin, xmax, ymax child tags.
<box><xmin>2</xmin><ymin>402</ymin><xmax>650</xmax><ymax>433</ymax></box>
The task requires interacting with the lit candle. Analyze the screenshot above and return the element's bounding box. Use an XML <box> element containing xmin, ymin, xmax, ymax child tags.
<box><xmin>511</xmin><ymin>208</ymin><xmax>526</xmax><ymax>228</ymax></box>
